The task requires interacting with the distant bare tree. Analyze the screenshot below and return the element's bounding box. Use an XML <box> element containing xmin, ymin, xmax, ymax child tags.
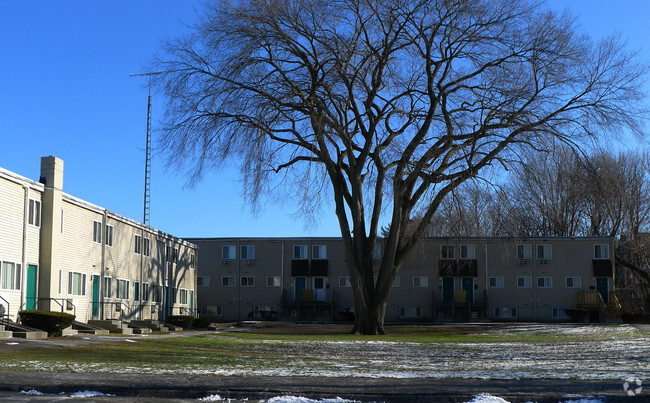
<box><xmin>151</xmin><ymin>0</ymin><xmax>647</xmax><ymax>334</ymax></box>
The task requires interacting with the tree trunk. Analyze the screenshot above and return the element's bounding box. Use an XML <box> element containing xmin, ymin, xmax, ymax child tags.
<box><xmin>352</xmin><ymin>291</ymin><xmax>388</xmax><ymax>335</ymax></box>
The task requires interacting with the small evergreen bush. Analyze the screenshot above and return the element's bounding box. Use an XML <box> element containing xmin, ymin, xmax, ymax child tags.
<box><xmin>166</xmin><ymin>315</ymin><xmax>194</xmax><ymax>329</ymax></box>
<box><xmin>191</xmin><ymin>317</ymin><xmax>211</xmax><ymax>329</ymax></box>
<box><xmin>19</xmin><ymin>310</ymin><xmax>75</xmax><ymax>336</ymax></box>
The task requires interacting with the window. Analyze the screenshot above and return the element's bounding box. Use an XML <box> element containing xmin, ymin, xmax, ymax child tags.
<box><xmin>58</xmin><ymin>270</ymin><xmax>63</xmax><ymax>294</ymax></box>
<box><xmin>494</xmin><ymin>307</ymin><xmax>517</xmax><ymax>318</ymax></box>
<box><xmin>60</xmin><ymin>209</ymin><xmax>64</xmax><ymax>233</ymax></box>
<box><xmin>565</xmin><ymin>277</ymin><xmax>581</xmax><ymax>288</ymax></box>
<box><xmin>312</xmin><ymin>245</ymin><xmax>327</xmax><ymax>259</ymax></box>
<box><xmin>594</xmin><ymin>244</ymin><xmax>609</xmax><ymax>259</ymax></box>
<box><xmin>92</xmin><ymin>220</ymin><xmax>102</xmax><ymax>244</ymax></box>
<box><xmin>441</xmin><ymin>245</ymin><xmax>455</xmax><ymax>259</ymax></box>
<box><xmin>104</xmin><ymin>276</ymin><xmax>112</xmax><ymax>298</ymax></box>
<box><xmin>339</xmin><ymin>276</ymin><xmax>351</xmax><ymax>287</ymax></box>
<box><xmin>28</xmin><ymin>199</ymin><xmax>41</xmax><ymax>227</ymax></box>
<box><xmin>199</xmin><ymin>305</ymin><xmax>223</xmax><ymax>316</ymax></box>
<box><xmin>489</xmin><ymin>277</ymin><xmax>504</xmax><ymax>288</ymax></box>
<box><xmin>413</xmin><ymin>276</ymin><xmax>428</xmax><ymax>287</ymax></box>
<box><xmin>372</xmin><ymin>244</ymin><xmax>382</xmax><ymax>260</ymax></box>
<box><xmin>179</xmin><ymin>289</ymin><xmax>188</xmax><ymax>305</ymax></box>
<box><xmin>67</xmin><ymin>271</ymin><xmax>86</xmax><ymax>296</ymax></box>
<box><xmin>537</xmin><ymin>244</ymin><xmax>552</xmax><ymax>260</ymax></box>
<box><xmin>1</xmin><ymin>262</ymin><xmax>21</xmax><ymax>290</ymax></box>
<box><xmin>151</xmin><ymin>284</ymin><xmax>162</xmax><ymax>303</ymax></box>
<box><xmin>134</xmin><ymin>282</ymin><xmax>140</xmax><ymax>301</ymax></box>
<box><xmin>105</xmin><ymin>225</ymin><xmax>114</xmax><ymax>247</ymax></box>
<box><xmin>142</xmin><ymin>283</ymin><xmax>149</xmax><ymax>302</ymax></box>
<box><xmin>197</xmin><ymin>276</ymin><xmax>210</xmax><ymax>287</ymax></box>
<box><xmin>460</xmin><ymin>244</ymin><xmax>475</xmax><ymax>259</ymax></box>
<box><xmin>241</xmin><ymin>245</ymin><xmax>255</xmax><ymax>259</ymax></box>
<box><xmin>134</xmin><ymin>234</ymin><xmax>142</xmax><ymax>254</ymax></box>
<box><xmin>399</xmin><ymin>307</ymin><xmax>422</xmax><ymax>318</ymax></box>
<box><xmin>116</xmin><ymin>279</ymin><xmax>129</xmax><ymax>300</ymax></box>
<box><xmin>393</xmin><ymin>277</ymin><xmax>401</xmax><ymax>287</ymax></box>
<box><xmin>293</xmin><ymin>245</ymin><xmax>307</xmax><ymax>259</ymax></box>
<box><xmin>517</xmin><ymin>277</ymin><xmax>532</xmax><ymax>288</ymax></box>
<box><xmin>517</xmin><ymin>244</ymin><xmax>532</xmax><ymax>260</ymax></box>
<box><xmin>241</xmin><ymin>276</ymin><xmax>255</xmax><ymax>287</ymax></box>
<box><xmin>143</xmin><ymin>238</ymin><xmax>151</xmax><ymax>257</ymax></box>
<box><xmin>552</xmin><ymin>308</ymin><xmax>570</xmax><ymax>319</ymax></box>
<box><xmin>267</xmin><ymin>276</ymin><xmax>281</xmax><ymax>287</ymax></box>
<box><xmin>222</xmin><ymin>245</ymin><xmax>236</xmax><ymax>260</ymax></box>
<box><xmin>221</xmin><ymin>276</ymin><xmax>236</xmax><ymax>287</ymax></box>
<box><xmin>190</xmin><ymin>253</ymin><xmax>195</xmax><ymax>269</ymax></box>
<box><xmin>173</xmin><ymin>247</ymin><xmax>179</xmax><ymax>263</ymax></box>
<box><xmin>537</xmin><ymin>277</ymin><xmax>553</xmax><ymax>288</ymax></box>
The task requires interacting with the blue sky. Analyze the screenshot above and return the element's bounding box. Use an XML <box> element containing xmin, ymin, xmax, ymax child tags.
<box><xmin>1</xmin><ymin>1</ymin><xmax>648</xmax><ymax>239</ymax></box>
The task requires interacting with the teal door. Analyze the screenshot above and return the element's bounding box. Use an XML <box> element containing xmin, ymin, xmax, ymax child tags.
<box><xmin>442</xmin><ymin>277</ymin><xmax>454</xmax><ymax>303</ymax></box>
<box><xmin>462</xmin><ymin>277</ymin><xmax>474</xmax><ymax>304</ymax></box>
<box><xmin>190</xmin><ymin>290</ymin><xmax>194</xmax><ymax>314</ymax></box>
<box><xmin>295</xmin><ymin>277</ymin><xmax>306</xmax><ymax>301</ymax></box>
<box><xmin>26</xmin><ymin>265</ymin><xmax>37</xmax><ymax>310</ymax></box>
<box><xmin>596</xmin><ymin>278</ymin><xmax>609</xmax><ymax>304</ymax></box>
<box><xmin>92</xmin><ymin>275</ymin><xmax>100</xmax><ymax>317</ymax></box>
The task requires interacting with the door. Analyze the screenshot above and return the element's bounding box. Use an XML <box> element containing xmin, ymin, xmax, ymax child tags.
<box><xmin>134</xmin><ymin>282</ymin><xmax>140</xmax><ymax>319</ymax></box>
<box><xmin>190</xmin><ymin>290</ymin><xmax>194</xmax><ymax>314</ymax></box>
<box><xmin>313</xmin><ymin>277</ymin><xmax>326</xmax><ymax>301</ymax></box>
<box><xmin>294</xmin><ymin>277</ymin><xmax>307</xmax><ymax>301</ymax></box>
<box><xmin>462</xmin><ymin>277</ymin><xmax>474</xmax><ymax>304</ymax></box>
<box><xmin>596</xmin><ymin>278</ymin><xmax>609</xmax><ymax>304</ymax></box>
<box><xmin>442</xmin><ymin>277</ymin><xmax>454</xmax><ymax>303</ymax></box>
<box><xmin>92</xmin><ymin>275</ymin><xmax>100</xmax><ymax>318</ymax></box>
<box><xmin>26</xmin><ymin>265</ymin><xmax>37</xmax><ymax>310</ymax></box>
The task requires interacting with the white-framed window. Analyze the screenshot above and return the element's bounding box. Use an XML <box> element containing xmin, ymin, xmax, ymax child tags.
<box><xmin>489</xmin><ymin>277</ymin><xmax>504</xmax><ymax>288</ymax></box>
<box><xmin>58</xmin><ymin>269</ymin><xmax>63</xmax><ymax>294</ymax></box>
<box><xmin>372</xmin><ymin>244</ymin><xmax>382</xmax><ymax>260</ymax></box>
<box><xmin>312</xmin><ymin>245</ymin><xmax>327</xmax><ymax>259</ymax></box>
<box><xmin>142</xmin><ymin>283</ymin><xmax>150</xmax><ymax>302</ymax></box>
<box><xmin>222</xmin><ymin>245</ymin><xmax>236</xmax><ymax>260</ymax></box>
<box><xmin>240</xmin><ymin>245</ymin><xmax>255</xmax><ymax>259</ymax></box>
<box><xmin>134</xmin><ymin>234</ymin><xmax>142</xmax><ymax>254</ymax></box>
<box><xmin>537</xmin><ymin>277</ymin><xmax>553</xmax><ymax>288</ymax></box>
<box><xmin>266</xmin><ymin>276</ymin><xmax>281</xmax><ymax>287</ymax></box>
<box><xmin>399</xmin><ymin>307</ymin><xmax>422</xmax><ymax>318</ymax></box>
<box><xmin>221</xmin><ymin>276</ymin><xmax>236</xmax><ymax>287</ymax></box>
<box><xmin>393</xmin><ymin>276</ymin><xmax>401</xmax><ymax>287</ymax></box>
<box><xmin>28</xmin><ymin>199</ymin><xmax>41</xmax><ymax>227</ymax></box>
<box><xmin>594</xmin><ymin>244</ymin><xmax>609</xmax><ymax>259</ymax></box>
<box><xmin>441</xmin><ymin>245</ymin><xmax>455</xmax><ymax>259</ymax></box>
<box><xmin>190</xmin><ymin>253</ymin><xmax>195</xmax><ymax>269</ymax></box>
<box><xmin>517</xmin><ymin>277</ymin><xmax>532</xmax><ymax>288</ymax></box>
<box><xmin>494</xmin><ymin>307</ymin><xmax>517</xmax><ymax>318</ymax></box>
<box><xmin>413</xmin><ymin>276</ymin><xmax>428</xmax><ymax>287</ymax></box>
<box><xmin>92</xmin><ymin>220</ymin><xmax>102</xmax><ymax>244</ymax></box>
<box><xmin>293</xmin><ymin>245</ymin><xmax>307</xmax><ymax>259</ymax></box>
<box><xmin>565</xmin><ymin>277</ymin><xmax>581</xmax><ymax>288</ymax></box>
<box><xmin>173</xmin><ymin>247</ymin><xmax>179</xmax><ymax>263</ymax></box>
<box><xmin>0</xmin><ymin>262</ymin><xmax>21</xmax><ymax>290</ymax></box>
<box><xmin>197</xmin><ymin>276</ymin><xmax>210</xmax><ymax>287</ymax></box>
<box><xmin>143</xmin><ymin>238</ymin><xmax>151</xmax><ymax>257</ymax></box>
<box><xmin>552</xmin><ymin>308</ymin><xmax>570</xmax><ymax>319</ymax></box>
<box><xmin>200</xmin><ymin>305</ymin><xmax>223</xmax><ymax>316</ymax></box>
<box><xmin>179</xmin><ymin>288</ymin><xmax>188</xmax><ymax>305</ymax></box>
<box><xmin>67</xmin><ymin>271</ymin><xmax>86</xmax><ymax>296</ymax></box>
<box><xmin>460</xmin><ymin>244</ymin><xmax>475</xmax><ymax>259</ymax></box>
<box><xmin>105</xmin><ymin>225</ymin><xmax>114</xmax><ymax>247</ymax></box>
<box><xmin>339</xmin><ymin>276</ymin><xmax>351</xmax><ymax>287</ymax></box>
<box><xmin>517</xmin><ymin>244</ymin><xmax>532</xmax><ymax>260</ymax></box>
<box><xmin>116</xmin><ymin>279</ymin><xmax>129</xmax><ymax>300</ymax></box>
<box><xmin>60</xmin><ymin>208</ymin><xmax>64</xmax><ymax>233</ymax></box>
<box><xmin>537</xmin><ymin>244</ymin><xmax>552</xmax><ymax>260</ymax></box>
<box><xmin>241</xmin><ymin>276</ymin><xmax>255</xmax><ymax>287</ymax></box>
<box><xmin>151</xmin><ymin>284</ymin><xmax>162</xmax><ymax>303</ymax></box>
<box><xmin>104</xmin><ymin>276</ymin><xmax>112</xmax><ymax>298</ymax></box>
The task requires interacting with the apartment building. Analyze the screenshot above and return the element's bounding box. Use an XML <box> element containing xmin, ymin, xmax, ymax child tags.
<box><xmin>0</xmin><ymin>157</ymin><xmax>197</xmax><ymax>324</ymax></box>
<box><xmin>190</xmin><ymin>237</ymin><xmax>617</xmax><ymax>323</ymax></box>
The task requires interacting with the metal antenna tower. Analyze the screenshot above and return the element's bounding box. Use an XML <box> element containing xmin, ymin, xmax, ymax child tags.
<box><xmin>131</xmin><ymin>72</ymin><xmax>163</xmax><ymax>226</ymax></box>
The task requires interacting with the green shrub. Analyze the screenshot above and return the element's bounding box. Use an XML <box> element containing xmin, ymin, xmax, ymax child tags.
<box><xmin>191</xmin><ymin>317</ymin><xmax>211</xmax><ymax>329</ymax></box>
<box><xmin>19</xmin><ymin>310</ymin><xmax>75</xmax><ymax>336</ymax></box>
<box><xmin>166</xmin><ymin>315</ymin><xmax>194</xmax><ymax>329</ymax></box>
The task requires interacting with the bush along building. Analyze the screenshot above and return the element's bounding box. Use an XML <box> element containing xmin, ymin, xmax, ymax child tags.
<box><xmin>0</xmin><ymin>157</ymin><xmax>197</xmax><ymax>336</ymax></box>
<box><xmin>189</xmin><ymin>237</ymin><xmax>621</xmax><ymax>323</ymax></box>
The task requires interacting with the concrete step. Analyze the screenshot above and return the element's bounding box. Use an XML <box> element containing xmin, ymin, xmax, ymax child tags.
<box><xmin>0</xmin><ymin>330</ymin><xmax>13</xmax><ymax>338</ymax></box>
<box><xmin>61</xmin><ymin>327</ymin><xmax>78</xmax><ymax>336</ymax></box>
<box><xmin>12</xmin><ymin>331</ymin><xmax>48</xmax><ymax>340</ymax></box>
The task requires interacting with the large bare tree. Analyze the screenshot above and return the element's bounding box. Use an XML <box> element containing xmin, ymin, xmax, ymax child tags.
<box><xmin>150</xmin><ymin>0</ymin><xmax>647</xmax><ymax>334</ymax></box>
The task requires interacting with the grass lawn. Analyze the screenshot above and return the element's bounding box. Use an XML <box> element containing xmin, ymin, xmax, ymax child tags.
<box><xmin>0</xmin><ymin>323</ymin><xmax>647</xmax><ymax>380</ymax></box>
